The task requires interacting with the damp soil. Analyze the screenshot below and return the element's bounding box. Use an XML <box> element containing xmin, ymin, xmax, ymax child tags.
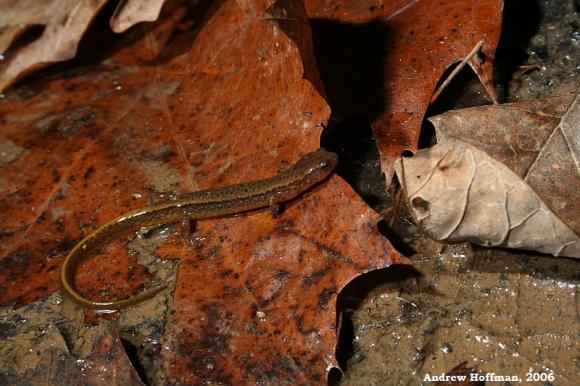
<box><xmin>333</xmin><ymin>0</ymin><xmax>579</xmax><ymax>385</ymax></box>
<box><xmin>336</xmin><ymin>246</ymin><xmax>578</xmax><ymax>385</ymax></box>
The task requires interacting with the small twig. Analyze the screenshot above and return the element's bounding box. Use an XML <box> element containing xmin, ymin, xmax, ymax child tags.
<box><xmin>513</xmin><ymin>64</ymin><xmax>541</xmax><ymax>79</ymax></box>
<box><xmin>430</xmin><ymin>40</ymin><xmax>483</xmax><ymax>104</ymax></box>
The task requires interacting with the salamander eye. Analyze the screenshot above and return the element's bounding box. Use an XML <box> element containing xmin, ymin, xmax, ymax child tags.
<box><xmin>320</xmin><ymin>160</ymin><xmax>329</xmax><ymax>168</ymax></box>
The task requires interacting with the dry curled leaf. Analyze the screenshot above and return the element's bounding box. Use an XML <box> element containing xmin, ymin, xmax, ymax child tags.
<box><xmin>428</xmin><ymin>94</ymin><xmax>580</xmax><ymax>234</ymax></box>
<box><xmin>0</xmin><ymin>0</ymin><xmax>170</xmax><ymax>92</ymax></box>
<box><xmin>110</xmin><ymin>0</ymin><xmax>168</xmax><ymax>33</ymax></box>
<box><xmin>395</xmin><ymin>136</ymin><xmax>579</xmax><ymax>257</ymax></box>
<box><xmin>0</xmin><ymin>0</ymin><xmax>109</xmax><ymax>92</ymax></box>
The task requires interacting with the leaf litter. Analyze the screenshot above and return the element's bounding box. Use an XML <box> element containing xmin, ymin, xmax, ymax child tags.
<box><xmin>306</xmin><ymin>0</ymin><xmax>503</xmax><ymax>185</ymax></box>
<box><xmin>0</xmin><ymin>2</ymin><xmax>576</xmax><ymax>382</ymax></box>
<box><xmin>0</xmin><ymin>0</ymin><xmax>174</xmax><ymax>92</ymax></box>
<box><xmin>0</xmin><ymin>0</ymin><xmax>403</xmax><ymax>384</ymax></box>
<box><xmin>338</xmin><ymin>1</ymin><xmax>579</xmax><ymax>384</ymax></box>
<box><xmin>395</xmin><ymin>94</ymin><xmax>579</xmax><ymax>257</ymax></box>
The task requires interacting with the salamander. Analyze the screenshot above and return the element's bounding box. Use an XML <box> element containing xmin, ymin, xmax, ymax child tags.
<box><xmin>60</xmin><ymin>149</ymin><xmax>338</xmax><ymax>309</ymax></box>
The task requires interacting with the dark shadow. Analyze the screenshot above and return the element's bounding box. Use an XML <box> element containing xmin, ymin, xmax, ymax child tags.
<box><xmin>468</xmin><ymin>245</ymin><xmax>580</xmax><ymax>283</ymax></box>
<box><xmin>417</xmin><ymin>117</ymin><xmax>436</xmax><ymax>149</ymax></box>
<box><xmin>310</xmin><ymin>19</ymin><xmax>389</xmax><ymax>122</ymax></box>
<box><xmin>422</xmin><ymin>0</ymin><xmax>542</xmax><ymax>115</ymax></box>
<box><xmin>377</xmin><ymin>218</ymin><xmax>416</xmax><ymax>257</ymax></box>
<box><xmin>321</xmin><ymin>116</ymin><xmax>389</xmax><ymax>211</ymax></box>
<box><xmin>425</xmin><ymin>61</ymin><xmax>482</xmax><ymax>115</ymax></box>
<box><xmin>494</xmin><ymin>0</ymin><xmax>543</xmax><ymax>100</ymax></box>
<box><xmin>333</xmin><ymin>265</ymin><xmax>421</xmax><ymax>374</ymax></box>
<box><xmin>327</xmin><ymin>367</ymin><xmax>343</xmax><ymax>386</ymax></box>
<box><xmin>1</xmin><ymin>25</ymin><xmax>45</xmax><ymax>57</ymax></box>
<box><xmin>120</xmin><ymin>338</ymin><xmax>150</xmax><ymax>385</ymax></box>
<box><xmin>75</xmin><ymin>0</ymin><xmax>220</xmax><ymax>66</ymax></box>
<box><xmin>155</xmin><ymin>0</ymin><xmax>223</xmax><ymax>64</ymax></box>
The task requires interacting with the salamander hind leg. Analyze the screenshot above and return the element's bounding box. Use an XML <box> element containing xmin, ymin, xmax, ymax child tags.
<box><xmin>269</xmin><ymin>195</ymin><xmax>284</xmax><ymax>218</ymax></box>
<box><xmin>178</xmin><ymin>215</ymin><xmax>199</xmax><ymax>246</ymax></box>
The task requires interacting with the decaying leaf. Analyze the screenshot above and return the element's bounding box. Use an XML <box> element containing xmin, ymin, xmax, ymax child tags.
<box><xmin>73</xmin><ymin>320</ymin><xmax>146</xmax><ymax>385</ymax></box>
<box><xmin>0</xmin><ymin>0</ymin><xmax>404</xmax><ymax>383</ymax></box>
<box><xmin>0</xmin><ymin>317</ymin><xmax>144</xmax><ymax>385</ymax></box>
<box><xmin>0</xmin><ymin>0</ymin><xmax>171</xmax><ymax>92</ymax></box>
<box><xmin>110</xmin><ymin>0</ymin><xmax>168</xmax><ymax>33</ymax></box>
<box><xmin>397</xmin><ymin>96</ymin><xmax>580</xmax><ymax>257</ymax></box>
<box><xmin>0</xmin><ymin>0</ymin><xmax>108</xmax><ymax>92</ymax></box>
<box><xmin>306</xmin><ymin>0</ymin><xmax>503</xmax><ymax>185</ymax></box>
<box><xmin>428</xmin><ymin>94</ymin><xmax>580</xmax><ymax>234</ymax></box>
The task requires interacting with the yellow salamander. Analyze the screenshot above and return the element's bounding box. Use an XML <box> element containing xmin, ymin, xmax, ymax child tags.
<box><xmin>60</xmin><ymin>149</ymin><xmax>338</xmax><ymax>310</ymax></box>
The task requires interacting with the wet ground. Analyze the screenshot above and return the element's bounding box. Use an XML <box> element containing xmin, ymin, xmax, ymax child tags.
<box><xmin>336</xmin><ymin>0</ymin><xmax>579</xmax><ymax>384</ymax></box>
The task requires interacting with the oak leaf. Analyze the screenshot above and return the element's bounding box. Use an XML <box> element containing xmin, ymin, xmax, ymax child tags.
<box><xmin>0</xmin><ymin>0</ymin><xmax>403</xmax><ymax>383</ymax></box>
<box><xmin>306</xmin><ymin>0</ymin><xmax>503</xmax><ymax>185</ymax></box>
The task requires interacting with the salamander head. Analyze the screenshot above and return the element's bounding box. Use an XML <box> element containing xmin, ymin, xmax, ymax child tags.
<box><xmin>294</xmin><ymin>148</ymin><xmax>338</xmax><ymax>184</ymax></box>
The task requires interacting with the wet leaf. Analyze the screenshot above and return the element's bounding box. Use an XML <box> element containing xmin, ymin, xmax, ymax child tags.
<box><xmin>394</xmin><ymin>95</ymin><xmax>579</xmax><ymax>258</ymax></box>
<box><xmin>0</xmin><ymin>0</ymin><xmax>403</xmax><ymax>383</ymax></box>
<box><xmin>0</xmin><ymin>320</ymin><xmax>144</xmax><ymax>385</ymax></box>
<box><xmin>157</xmin><ymin>176</ymin><xmax>401</xmax><ymax>384</ymax></box>
<box><xmin>74</xmin><ymin>320</ymin><xmax>146</xmax><ymax>385</ymax></box>
<box><xmin>306</xmin><ymin>0</ymin><xmax>503</xmax><ymax>184</ymax></box>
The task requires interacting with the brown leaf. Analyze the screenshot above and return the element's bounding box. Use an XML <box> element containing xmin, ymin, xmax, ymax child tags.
<box><xmin>394</xmin><ymin>96</ymin><xmax>580</xmax><ymax>257</ymax></box>
<box><xmin>158</xmin><ymin>176</ymin><xmax>401</xmax><ymax>384</ymax></box>
<box><xmin>0</xmin><ymin>320</ymin><xmax>144</xmax><ymax>385</ymax></box>
<box><xmin>74</xmin><ymin>320</ymin><xmax>146</xmax><ymax>385</ymax></box>
<box><xmin>0</xmin><ymin>0</ymin><xmax>403</xmax><ymax>383</ymax></box>
<box><xmin>306</xmin><ymin>0</ymin><xmax>503</xmax><ymax>185</ymax></box>
<box><xmin>428</xmin><ymin>94</ymin><xmax>579</xmax><ymax>234</ymax></box>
